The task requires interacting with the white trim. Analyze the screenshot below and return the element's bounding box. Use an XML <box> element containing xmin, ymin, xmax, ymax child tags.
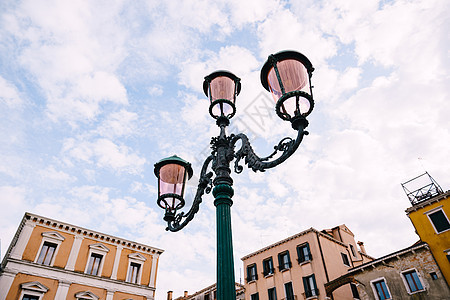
<box><xmin>19</xmin><ymin>281</ymin><xmax>49</xmax><ymax>300</ymax></box>
<box><xmin>75</xmin><ymin>291</ymin><xmax>99</xmax><ymax>300</ymax></box>
<box><xmin>6</xmin><ymin>259</ymin><xmax>154</xmax><ymax>297</ymax></box>
<box><xmin>423</xmin><ymin>205</ymin><xmax>444</xmax><ymax>214</ymax></box>
<box><xmin>10</xmin><ymin>221</ymin><xmax>36</xmax><ymax>260</ymax></box>
<box><xmin>111</xmin><ymin>245</ymin><xmax>123</xmax><ymax>280</ymax></box>
<box><xmin>54</xmin><ymin>281</ymin><xmax>71</xmax><ymax>300</ymax></box>
<box><xmin>84</xmin><ymin>243</ymin><xmax>109</xmax><ymax>276</ymax></box>
<box><xmin>400</xmin><ymin>268</ymin><xmax>425</xmax><ymax>294</ymax></box>
<box><xmin>149</xmin><ymin>254</ymin><xmax>159</xmax><ymax>288</ymax></box>
<box><xmin>34</xmin><ymin>232</ymin><xmax>65</xmax><ymax>266</ymax></box>
<box><xmin>370</xmin><ymin>277</ymin><xmax>392</xmax><ymax>300</ymax></box>
<box><xmin>0</xmin><ymin>269</ymin><xmax>18</xmax><ymax>300</ymax></box>
<box><xmin>425</xmin><ymin>207</ymin><xmax>450</xmax><ymax>234</ymax></box>
<box><xmin>65</xmin><ymin>235</ymin><xmax>84</xmax><ymax>271</ymax></box>
<box><xmin>126</xmin><ymin>253</ymin><xmax>146</xmax><ymax>284</ymax></box>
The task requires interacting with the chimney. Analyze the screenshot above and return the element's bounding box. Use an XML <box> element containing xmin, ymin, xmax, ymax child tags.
<box><xmin>167</xmin><ymin>291</ymin><xmax>173</xmax><ymax>300</ymax></box>
<box><xmin>358</xmin><ymin>241</ymin><xmax>366</xmax><ymax>254</ymax></box>
<box><xmin>184</xmin><ymin>291</ymin><xmax>189</xmax><ymax>298</ymax></box>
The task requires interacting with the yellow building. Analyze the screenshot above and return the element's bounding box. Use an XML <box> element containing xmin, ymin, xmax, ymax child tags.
<box><xmin>0</xmin><ymin>212</ymin><xmax>164</xmax><ymax>300</ymax></box>
<box><xmin>406</xmin><ymin>189</ymin><xmax>450</xmax><ymax>285</ymax></box>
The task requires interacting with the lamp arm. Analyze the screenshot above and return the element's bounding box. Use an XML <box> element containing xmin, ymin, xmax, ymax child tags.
<box><xmin>166</xmin><ymin>155</ymin><xmax>214</xmax><ymax>232</ymax></box>
<box><xmin>231</xmin><ymin>125</ymin><xmax>308</xmax><ymax>173</ymax></box>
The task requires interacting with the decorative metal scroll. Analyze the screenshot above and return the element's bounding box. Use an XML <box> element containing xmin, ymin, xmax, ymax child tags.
<box><xmin>231</xmin><ymin>126</ymin><xmax>308</xmax><ymax>173</ymax></box>
<box><xmin>166</xmin><ymin>155</ymin><xmax>214</xmax><ymax>232</ymax></box>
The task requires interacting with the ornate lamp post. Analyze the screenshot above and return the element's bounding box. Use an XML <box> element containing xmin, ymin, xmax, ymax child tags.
<box><xmin>154</xmin><ymin>50</ymin><xmax>314</xmax><ymax>300</ymax></box>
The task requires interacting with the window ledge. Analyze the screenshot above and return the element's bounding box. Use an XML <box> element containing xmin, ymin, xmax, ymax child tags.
<box><xmin>264</xmin><ymin>273</ymin><xmax>274</xmax><ymax>278</ymax></box>
<box><xmin>281</xmin><ymin>268</ymin><xmax>290</xmax><ymax>273</ymax></box>
<box><xmin>407</xmin><ymin>289</ymin><xmax>426</xmax><ymax>295</ymax></box>
<box><xmin>248</xmin><ymin>279</ymin><xmax>257</xmax><ymax>284</ymax></box>
<box><xmin>299</xmin><ymin>260</ymin><xmax>311</xmax><ymax>266</ymax></box>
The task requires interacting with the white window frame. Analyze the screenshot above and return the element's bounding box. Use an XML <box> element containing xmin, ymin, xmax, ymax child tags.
<box><xmin>400</xmin><ymin>268</ymin><xmax>425</xmax><ymax>294</ymax></box>
<box><xmin>84</xmin><ymin>243</ymin><xmax>109</xmax><ymax>276</ymax></box>
<box><xmin>126</xmin><ymin>252</ymin><xmax>146</xmax><ymax>284</ymax></box>
<box><xmin>370</xmin><ymin>277</ymin><xmax>392</xmax><ymax>300</ymax></box>
<box><xmin>19</xmin><ymin>282</ymin><xmax>49</xmax><ymax>300</ymax></box>
<box><xmin>75</xmin><ymin>291</ymin><xmax>99</xmax><ymax>300</ymax></box>
<box><xmin>341</xmin><ymin>252</ymin><xmax>350</xmax><ymax>267</ymax></box>
<box><xmin>349</xmin><ymin>244</ymin><xmax>357</xmax><ymax>257</ymax></box>
<box><xmin>425</xmin><ymin>206</ymin><xmax>450</xmax><ymax>234</ymax></box>
<box><xmin>34</xmin><ymin>232</ymin><xmax>65</xmax><ymax>266</ymax></box>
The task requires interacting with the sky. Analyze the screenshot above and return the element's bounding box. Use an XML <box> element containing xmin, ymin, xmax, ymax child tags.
<box><xmin>0</xmin><ymin>0</ymin><xmax>449</xmax><ymax>298</ymax></box>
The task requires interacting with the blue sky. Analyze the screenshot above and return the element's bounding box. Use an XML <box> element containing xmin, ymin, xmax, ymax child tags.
<box><xmin>1</xmin><ymin>0</ymin><xmax>449</xmax><ymax>298</ymax></box>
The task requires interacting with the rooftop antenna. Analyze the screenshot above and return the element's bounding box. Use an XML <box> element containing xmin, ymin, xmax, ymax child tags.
<box><xmin>401</xmin><ymin>172</ymin><xmax>443</xmax><ymax>205</ymax></box>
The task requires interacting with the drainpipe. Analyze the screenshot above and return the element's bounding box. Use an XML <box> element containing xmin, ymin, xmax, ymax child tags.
<box><xmin>316</xmin><ymin>232</ymin><xmax>333</xmax><ymax>300</ymax></box>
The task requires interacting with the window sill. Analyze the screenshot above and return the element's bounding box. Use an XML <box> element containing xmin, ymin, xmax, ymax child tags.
<box><xmin>299</xmin><ymin>260</ymin><xmax>311</xmax><ymax>266</ymax></box>
<box><xmin>407</xmin><ymin>289</ymin><xmax>426</xmax><ymax>295</ymax></box>
<box><xmin>281</xmin><ymin>268</ymin><xmax>290</xmax><ymax>273</ymax></box>
<box><xmin>264</xmin><ymin>273</ymin><xmax>274</xmax><ymax>278</ymax></box>
<box><xmin>247</xmin><ymin>279</ymin><xmax>257</xmax><ymax>284</ymax></box>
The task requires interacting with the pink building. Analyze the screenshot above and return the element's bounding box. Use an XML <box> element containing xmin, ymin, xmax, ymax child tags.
<box><xmin>241</xmin><ymin>225</ymin><xmax>373</xmax><ymax>300</ymax></box>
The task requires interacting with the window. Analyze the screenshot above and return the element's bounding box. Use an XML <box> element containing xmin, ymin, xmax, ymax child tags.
<box><xmin>284</xmin><ymin>282</ymin><xmax>294</xmax><ymax>300</ymax></box>
<box><xmin>75</xmin><ymin>291</ymin><xmax>99</xmax><ymax>300</ymax></box>
<box><xmin>341</xmin><ymin>253</ymin><xmax>350</xmax><ymax>266</ymax></box>
<box><xmin>297</xmin><ymin>243</ymin><xmax>312</xmax><ymax>263</ymax></box>
<box><xmin>204</xmin><ymin>293</ymin><xmax>210</xmax><ymax>300</ymax></box>
<box><xmin>350</xmin><ymin>283</ymin><xmax>360</xmax><ymax>299</ymax></box>
<box><xmin>278</xmin><ymin>251</ymin><xmax>291</xmax><ymax>271</ymax></box>
<box><xmin>349</xmin><ymin>244</ymin><xmax>356</xmax><ymax>257</ymax></box>
<box><xmin>268</xmin><ymin>287</ymin><xmax>277</xmax><ymax>300</ymax></box>
<box><xmin>402</xmin><ymin>269</ymin><xmax>424</xmax><ymax>293</ymax></box>
<box><xmin>127</xmin><ymin>262</ymin><xmax>141</xmax><ymax>283</ymax></box>
<box><xmin>250</xmin><ymin>292</ymin><xmax>259</xmax><ymax>300</ymax></box>
<box><xmin>371</xmin><ymin>278</ymin><xmax>391</xmax><ymax>300</ymax></box>
<box><xmin>247</xmin><ymin>264</ymin><xmax>258</xmax><ymax>282</ymax></box>
<box><xmin>303</xmin><ymin>274</ymin><xmax>318</xmax><ymax>298</ymax></box>
<box><xmin>426</xmin><ymin>207</ymin><xmax>450</xmax><ymax>233</ymax></box>
<box><xmin>263</xmin><ymin>257</ymin><xmax>274</xmax><ymax>276</ymax></box>
<box><xmin>36</xmin><ymin>242</ymin><xmax>57</xmax><ymax>265</ymax></box>
<box><xmin>22</xmin><ymin>296</ymin><xmax>39</xmax><ymax>300</ymax></box>
<box><xmin>126</xmin><ymin>252</ymin><xmax>146</xmax><ymax>284</ymax></box>
<box><xmin>86</xmin><ymin>253</ymin><xmax>103</xmax><ymax>275</ymax></box>
<box><xmin>430</xmin><ymin>272</ymin><xmax>438</xmax><ymax>280</ymax></box>
<box><xmin>34</xmin><ymin>232</ymin><xmax>65</xmax><ymax>266</ymax></box>
<box><xmin>84</xmin><ymin>243</ymin><xmax>109</xmax><ymax>276</ymax></box>
<box><xmin>19</xmin><ymin>282</ymin><xmax>48</xmax><ymax>300</ymax></box>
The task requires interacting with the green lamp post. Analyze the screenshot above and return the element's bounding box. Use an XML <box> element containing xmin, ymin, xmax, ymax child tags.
<box><xmin>154</xmin><ymin>50</ymin><xmax>315</xmax><ymax>300</ymax></box>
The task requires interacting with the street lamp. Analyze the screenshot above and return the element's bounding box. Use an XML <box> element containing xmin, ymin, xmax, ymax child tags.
<box><xmin>154</xmin><ymin>50</ymin><xmax>314</xmax><ymax>300</ymax></box>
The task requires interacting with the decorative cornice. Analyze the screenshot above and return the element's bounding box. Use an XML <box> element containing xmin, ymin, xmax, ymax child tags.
<box><xmin>3</xmin><ymin>259</ymin><xmax>155</xmax><ymax>295</ymax></box>
<box><xmin>24</xmin><ymin>212</ymin><xmax>164</xmax><ymax>255</ymax></box>
<box><xmin>241</xmin><ymin>227</ymin><xmax>347</xmax><ymax>260</ymax></box>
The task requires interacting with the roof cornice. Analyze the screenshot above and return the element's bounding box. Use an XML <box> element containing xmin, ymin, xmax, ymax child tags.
<box><xmin>241</xmin><ymin>227</ymin><xmax>347</xmax><ymax>260</ymax></box>
<box><xmin>405</xmin><ymin>190</ymin><xmax>450</xmax><ymax>214</ymax></box>
<box><xmin>25</xmin><ymin>212</ymin><xmax>164</xmax><ymax>255</ymax></box>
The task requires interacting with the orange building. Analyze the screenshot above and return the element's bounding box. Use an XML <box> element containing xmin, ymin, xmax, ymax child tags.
<box><xmin>0</xmin><ymin>212</ymin><xmax>163</xmax><ymax>300</ymax></box>
<box><xmin>241</xmin><ymin>225</ymin><xmax>373</xmax><ymax>300</ymax></box>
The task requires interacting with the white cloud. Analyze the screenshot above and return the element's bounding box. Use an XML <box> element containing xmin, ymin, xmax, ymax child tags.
<box><xmin>0</xmin><ymin>76</ymin><xmax>23</xmax><ymax>108</ymax></box>
<box><xmin>63</xmin><ymin>137</ymin><xmax>146</xmax><ymax>175</ymax></box>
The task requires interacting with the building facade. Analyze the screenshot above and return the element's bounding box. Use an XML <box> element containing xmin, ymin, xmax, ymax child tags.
<box><xmin>406</xmin><ymin>190</ymin><xmax>450</xmax><ymax>285</ymax></box>
<box><xmin>325</xmin><ymin>242</ymin><xmax>450</xmax><ymax>299</ymax></box>
<box><xmin>0</xmin><ymin>212</ymin><xmax>163</xmax><ymax>300</ymax></box>
<box><xmin>241</xmin><ymin>224</ymin><xmax>373</xmax><ymax>300</ymax></box>
<box><xmin>170</xmin><ymin>283</ymin><xmax>245</xmax><ymax>300</ymax></box>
